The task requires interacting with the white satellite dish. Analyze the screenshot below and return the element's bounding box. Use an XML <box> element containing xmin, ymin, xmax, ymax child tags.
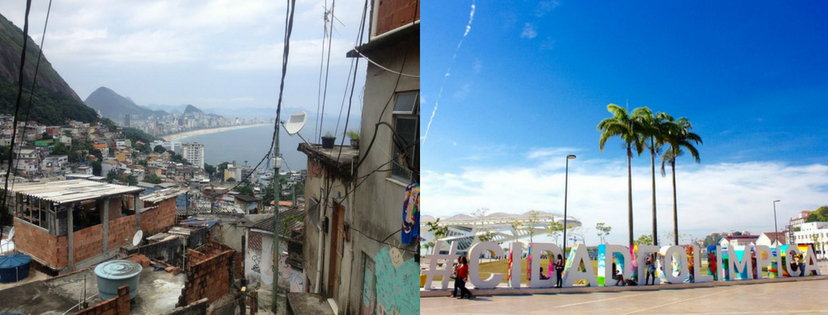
<box><xmin>7</xmin><ymin>227</ymin><xmax>14</xmax><ymax>241</ymax></box>
<box><xmin>284</xmin><ymin>111</ymin><xmax>307</xmax><ymax>135</ymax></box>
<box><xmin>132</xmin><ymin>230</ymin><xmax>143</xmax><ymax>246</ymax></box>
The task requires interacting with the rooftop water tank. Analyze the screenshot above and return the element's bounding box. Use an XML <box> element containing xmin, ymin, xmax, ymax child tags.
<box><xmin>94</xmin><ymin>260</ymin><xmax>142</xmax><ymax>300</ymax></box>
<box><xmin>0</xmin><ymin>254</ymin><xmax>31</xmax><ymax>283</ymax></box>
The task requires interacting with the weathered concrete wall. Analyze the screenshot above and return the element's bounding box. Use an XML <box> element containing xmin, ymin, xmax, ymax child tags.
<box><xmin>168</xmin><ymin>298</ymin><xmax>208</xmax><ymax>315</ymax></box>
<box><xmin>75</xmin><ymin>285</ymin><xmax>131</xmax><ymax>315</ymax></box>
<box><xmin>128</xmin><ymin>237</ymin><xmax>183</xmax><ymax>267</ymax></box>
<box><xmin>348</xmin><ymin>29</ymin><xmax>419</xmax><ymax>315</ymax></box>
<box><xmin>245</xmin><ymin>229</ymin><xmax>273</xmax><ymax>287</ymax></box>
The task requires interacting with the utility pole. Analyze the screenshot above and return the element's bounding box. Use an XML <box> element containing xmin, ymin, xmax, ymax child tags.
<box><xmin>272</xmin><ymin>119</ymin><xmax>282</xmax><ymax>313</ymax></box>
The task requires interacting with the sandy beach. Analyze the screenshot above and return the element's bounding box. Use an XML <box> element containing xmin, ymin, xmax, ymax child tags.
<box><xmin>161</xmin><ymin>124</ymin><xmax>271</xmax><ymax>142</ymax></box>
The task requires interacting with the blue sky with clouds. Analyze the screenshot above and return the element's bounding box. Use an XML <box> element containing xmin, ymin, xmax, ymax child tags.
<box><xmin>421</xmin><ymin>1</ymin><xmax>828</xmax><ymax>245</ymax></box>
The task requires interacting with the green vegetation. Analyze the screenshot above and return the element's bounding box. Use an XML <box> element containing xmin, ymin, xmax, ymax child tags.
<box><xmin>154</xmin><ymin>145</ymin><xmax>166</xmax><ymax>153</ymax></box>
<box><xmin>121</xmin><ymin>127</ymin><xmax>157</xmax><ymax>147</ymax></box>
<box><xmin>204</xmin><ymin>163</ymin><xmax>216</xmax><ymax>178</ymax></box>
<box><xmin>233</xmin><ymin>185</ymin><xmax>254</xmax><ymax>195</ymax></box>
<box><xmin>144</xmin><ymin>173</ymin><xmax>163</xmax><ymax>184</ymax></box>
<box><xmin>347</xmin><ymin>130</ymin><xmax>359</xmax><ymax>140</ymax></box>
<box><xmin>0</xmin><ymin>79</ymin><xmax>98</xmax><ymax>126</ymax></box>
<box><xmin>806</xmin><ymin>206</ymin><xmax>828</xmax><ymax>222</ymax></box>
<box><xmin>634</xmin><ymin>234</ymin><xmax>654</xmax><ymax>245</ymax></box>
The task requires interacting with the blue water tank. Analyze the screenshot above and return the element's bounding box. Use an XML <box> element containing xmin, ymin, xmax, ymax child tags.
<box><xmin>94</xmin><ymin>260</ymin><xmax>142</xmax><ymax>300</ymax></box>
<box><xmin>0</xmin><ymin>254</ymin><xmax>32</xmax><ymax>283</ymax></box>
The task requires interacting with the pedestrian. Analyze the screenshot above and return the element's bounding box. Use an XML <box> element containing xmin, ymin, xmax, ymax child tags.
<box><xmin>686</xmin><ymin>248</ymin><xmax>695</xmax><ymax>283</ymax></box>
<box><xmin>798</xmin><ymin>254</ymin><xmax>806</xmax><ymax>277</ymax></box>
<box><xmin>613</xmin><ymin>259</ymin><xmax>625</xmax><ymax>286</ymax></box>
<box><xmin>645</xmin><ymin>256</ymin><xmax>656</xmax><ymax>285</ymax></box>
<box><xmin>449</xmin><ymin>257</ymin><xmax>460</xmax><ymax>298</ymax></box>
<box><xmin>555</xmin><ymin>254</ymin><xmax>565</xmax><ymax>288</ymax></box>
<box><xmin>708</xmin><ymin>252</ymin><xmax>717</xmax><ymax>281</ymax></box>
<box><xmin>456</xmin><ymin>256</ymin><xmax>473</xmax><ymax>299</ymax></box>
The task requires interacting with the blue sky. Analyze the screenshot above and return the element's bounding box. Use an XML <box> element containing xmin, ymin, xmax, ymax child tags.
<box><xmin>421</xmin><ymin>1</ymin><xmax>828</xmax><ymax>245</ymax></box>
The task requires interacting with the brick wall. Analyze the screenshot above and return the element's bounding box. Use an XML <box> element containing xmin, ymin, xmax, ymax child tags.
<box><xmin>107</xmin><ymin>215</ymin><xmax>136</xmax><ymax>250</ymax></box>
<box><xmin>375</xmin><ymin>0</ymin><xmax>420</xmax><ymax>36</ymax></box>
<box><xmin>73</xmin><ymin>224</ymin><xmax>104</xmax><ymax>263</ymax></box>
<box><xmin>177</xmin><ymin>241</ymin><xmax>235</xmax><ymax>306</ymax></box>
<box><xmin>13</xmin><ymin>219</ymin><xmax>68</xmax><ymax>268</ymax></box>
<box><xmin>139</xmin><ymin>198</ymin><xmax>176</xmax><ymax>235</ymax></box>
<box><xmin>76</xmin><ymin>285</ymin><xmax>131</xmax><ymax>315</ymax></box>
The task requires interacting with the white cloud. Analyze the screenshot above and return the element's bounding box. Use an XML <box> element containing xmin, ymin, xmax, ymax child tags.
<box><xmin>452</xmin><ymin>82</ymin><xmax>472</xmax><ymax>100</ymax></box>
<box><xmin>535</xmin><ymin>1</ymin><xmax>561</xmax><ymax>17</ymax></box>
<box><xmin>521</xmin><ymin>23</ymin><xmax>537</xmax><ymax>39</ymax></box>
<box><xmin>423</xmin><ymin>147</ymin><xmax>828</xmax><ymax>245</ymax></box>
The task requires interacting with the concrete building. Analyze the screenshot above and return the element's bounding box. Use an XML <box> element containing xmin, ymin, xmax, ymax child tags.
<box><xmin>718</xmin><ymin>233</ymin><xmax>759</xmax><ymax>248</ymax></box>
<box><xmin>756</xmin><ymin>231</ymin><xmax>787</xmax><ymax>248</ymax></box>
<box><xmin>792</xmin><ymin>222</ymin><xmax>828</xmax><ymax>259</ymax></box>
<box><xmin>301</xmin><ymin>1</ymin><xmax>420</xmax><ymax>314</ymax></box>
<box><xmin>182</xmin><ymin>142</ymin><xmax>205</xmax><ymax>169</ymax></box>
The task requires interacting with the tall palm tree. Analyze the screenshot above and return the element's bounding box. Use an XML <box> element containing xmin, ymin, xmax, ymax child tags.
<box><xmin>633</xmin><ymin>108</ymin><xmax>670</xmax><ymax>246</ymax></box>
<box><xmin>660</xmin><ymin>116</ymin><xmax>702</xmax><ymax>245</ymax></box>
<box><xmin>598</xmin><ymin>104</ymin><xmax>645</xmax><ymax>247</ymax></box>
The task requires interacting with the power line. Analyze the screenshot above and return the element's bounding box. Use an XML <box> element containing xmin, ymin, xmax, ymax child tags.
<box><xmin>2</xmin><ymin>0</ymin><xmax>34</xmax><ymax>227</ymax></box>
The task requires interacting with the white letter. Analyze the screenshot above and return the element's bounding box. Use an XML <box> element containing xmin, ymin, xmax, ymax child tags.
<box><xmin>468</xmin><ymin>242</ymin><xmax>504</xmax><ymax>289</ymax></box>
<box><xmin>693</xmin><ymin>246</ymin><xmax>713</xmax><ymax>283</ymax></box>
<box><xmin>563</xmin><ymin>244</ymin><xmax>597</xmax><ymax>287</ymax></box>
<box><xmin>754</xmin><ymin>245</ymin><xmax>772</xmax><ymax>280</ymax></box>
<box><xmin>716</xmin><ymin>246</ymin><xmax>726</xmax><ymax>281</ymax></box>
<box><xmin>805</xmin><ymin>246</ymin><xmax>820</xmax><ymax>276</ymax></box>
<box><xmin>603</xmin><ymin>245</ymin><xmax>631</xmax><ymax>287</ymax></box>
<box><xmin>784</xmin><ymin>245</ymin><xmax>800</xmax><ymax>277</ymax></box>
<box><xmin>661</xmin><ymin>246</ymin><xmax>688</xmax><ymax>284</ymax></box>
<box><xmin>727</xmin><ymin>246</ymin><xmax>752</xmax><ymax>280</ymax></box>
<box><xmin>529</xmin><ymin>243</ymin><xmax>561</xmax><ymax>288</ymax></box>
<box><xmin>510</xmin><ymin>242</ymin><xmax>523</xmax><ymax>288</ymax></box>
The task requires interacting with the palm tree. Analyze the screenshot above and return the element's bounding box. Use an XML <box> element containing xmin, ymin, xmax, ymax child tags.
<box><xmin>660</xmin><ymin>116</ymin><xmax>702</xmax><ymax>245</ymax></box>
<box><xmin>598</xmin><ymin>104</ymin><xmax>645</xmax><ymax>247</ymax></box>
<box><xmin>633</xmin><ymin>108</ymin><xmax>670</xmax><ymax>246</ymax></box>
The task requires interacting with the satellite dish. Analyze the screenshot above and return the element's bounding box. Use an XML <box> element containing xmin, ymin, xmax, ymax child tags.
<box><xmin>132</xmin><ymin>230</ymin><xmax>143</xmax><ymax>246</ymax></box>
<box><xmin>284</xmin><ymin>111</ymin><xmax>307</xmax><ymax>135</ymax></box>
<box><xmin>7</xmin><ymin>227</ymin><xmax>14</xmax><ymax>241</ymax></box>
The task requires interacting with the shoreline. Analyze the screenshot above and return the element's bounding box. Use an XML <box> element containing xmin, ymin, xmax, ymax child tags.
<box><xmin>161</xmin><ymin>124</ymin><xmax>271</xmax><ymax>142</ymax></box>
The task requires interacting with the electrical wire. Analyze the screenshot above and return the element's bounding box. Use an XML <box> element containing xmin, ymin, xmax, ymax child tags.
<box><xmin>317</xmin><ymin>0</ymin><xmax>337</xmax><ymax>143</ymax></box>
<box><xmin>351</xmin><ymin>47</ymin><xmax>420</xmax><ymax>78</ymax></box>
<box><xmin>2</xmin><ymin>0</ymin><xmax>33</xmax><ymax>222</ymax></box>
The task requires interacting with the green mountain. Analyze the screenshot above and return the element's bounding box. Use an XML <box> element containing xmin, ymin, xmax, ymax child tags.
<box><xmin>183</xmin><ymin>104</ymin><xmax>203</xmax><ymax>116</ymax></box>
<box><xmin>0</xmin><ymin>13</ymin><xmax>97</xmax><ymax>125</ymax></box>
<box><xmin>84</xmin><ymin>86</ymin><xmax>167</xmax><ymax>124</ymax></box>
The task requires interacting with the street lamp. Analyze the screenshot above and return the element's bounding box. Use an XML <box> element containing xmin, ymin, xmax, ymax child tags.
<box><xmin>562</xmin><ymin>154</ymin><xmax>576</xmax><ymax>258</ymax></box>
<box><xmin>773</xmin><ymin>200</ymin><xmax>781</xmax><ymax>247</ymax></box>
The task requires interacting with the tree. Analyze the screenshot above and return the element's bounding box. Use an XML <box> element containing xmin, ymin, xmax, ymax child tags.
<box><xmin>527</xmin><ymin>210</ymin><xmax>541</xmax><ymax>245</ymax></box>
<box><xmin>660</xmin><ymin>116</ymin><xmax>702</xmax><ymax>245</ymax></box>
<box><xmin>106</xmin><ymin>170</ymin><xmax>119</xmax><ymax>182</ymax></box>
<box><xmin>598</xmin><ymin>104</ymin><xmax>645</xmax><ymax>246</ymax></box>
<box><xmin>634</xmin><ymin>107</ymin><xmax>670</xmax><ymax>246</ymax></box>
<box><xmin>510</xmin><ymin>220</ymin><xmax>523</xmax><ymax>243</ymax></box>
<box><xmin>806</xmin><ymin>206</ymin><xmax>828</xmax><ymax>222</ymax></box>
<box><xmin>547</xmin><ymin>221</ymin><xmax>565</xmax><ymax>248</ymax></box>
<box><xmin>52</xmin><ymin>142</ymin><xmax>70</xmax><ymax>156</ymax></box>
<box><xmin>126</xmin><ymin>175</ymin><xmax>138</xmax><ymax>186</ymax></box>
<box><xmin>91</xmin><ymin>161</ymin><xmax>102</xmax><ymax>176</ymax></box>
<box><xmin>154</xmin><ymin>145</ymin><xmax>166</xmax><ymax>153</ymax></box>
<box><xmin>41</xmin><ymin>132</ymin><xmax>53</xmax><ymax>140</ymax></box>
<box><xmin>471</xmin><ymin>208</ymin><xmax>491</xmax><ymax>243</ymax></box>
<box><xmin>426</xmin><ymin>218</ymin><xmax>449</xmax><ymax>252</ymax></box>
<box><xmin>90</xmin><ymin>149</ymin><xmax>103</xmax><ymax>161</ymax></box>
<box><xmin>634</xmin><ymin>234</ymin><xmax>653</xmax><ymax>246</ymax></box>
<box><xmin>665</xmin><ymin>231</ymin><xmax>689</xmax><ymax>245</ymax></box>
<box><xmin>702</xmin><ymin>232</ymin><xmax>724</xmax><ymax>247</ymax></box>
<box><xmin>144</xmin><ymin>173</ymin><xmax>163</xmax><ymax>184</ymax></box>
<box><xmin>234</xmin><ymin>185</ymin><xmax>254</xmax><ymax>195</ymax></box>
<box><xmin>596</xmin><ymin>222</ymin><xmax>612</xmax><ymax>244</ymax></box>
<box><xmin>204</xmin><ymin>163</ymin><xmax>216</xmax><ymax>178</ymax></box>
<box><xmin>226</xmin><ymin>177</ymin><xmax>236</xmax><ymax>183</ymax></box>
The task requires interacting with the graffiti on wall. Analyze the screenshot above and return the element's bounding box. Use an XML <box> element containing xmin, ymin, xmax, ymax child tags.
<box><xmin>374</xmin><ymin>247</ymin><xmax>418</xmax><ymax>315</ymax></box>
<box><xmin>361</xmin><ymin>257</ymin><xmax>376</xmax><ymax>315</ymax></box>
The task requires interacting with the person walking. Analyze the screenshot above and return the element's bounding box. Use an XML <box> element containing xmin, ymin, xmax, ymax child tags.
<box><xmin>449</xmin><ymin>257</ymin><xmax>460</xmax><ymax>298</ymax></box>
<box><xmin>554</xmin><ymin>254</ymin><xmax>565</xmax><ymax>288</ymax></box>
<box><xmin>645</xmin><ymin>256</ymin><xmax>656</xmax><ymax>285</ymax></box>
<box><xmin>798</xmin><ymin>254</ymin><xmax>806</xmax><ymax>277</ymax></box>
<box><xmin>456</xmin><ymin>256</ymin><xmax>473</xmax><ymax>299</ymax></box>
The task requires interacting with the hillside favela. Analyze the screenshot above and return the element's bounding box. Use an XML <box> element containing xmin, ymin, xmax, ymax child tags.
<box><xmin>0</xmin><ymin>1</ymin><xmax>420</xmax><ymax>315</ymax></box>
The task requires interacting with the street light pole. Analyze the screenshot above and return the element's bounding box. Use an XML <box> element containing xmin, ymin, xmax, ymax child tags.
<box><xmin>773</xmin><ymin>200</ymin><xmax>781</xmax><ymax>246</ymax></box>
<box><xmin>562</xmin><ymin>154</ymin><xmax>576</xmax><ymax>258</ymax></box>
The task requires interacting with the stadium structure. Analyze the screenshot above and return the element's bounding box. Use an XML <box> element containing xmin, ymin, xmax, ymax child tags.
<box><xmin>421</xmin><ymin>211</ymin><xmax>582</xmax><ymax>254</ymax></box>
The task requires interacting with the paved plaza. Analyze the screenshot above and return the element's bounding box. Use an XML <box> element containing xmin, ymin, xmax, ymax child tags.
<box><xmin>421</xmin><ymin>278</ymin><xmax>828</xmax><ymax>314</ymax></box>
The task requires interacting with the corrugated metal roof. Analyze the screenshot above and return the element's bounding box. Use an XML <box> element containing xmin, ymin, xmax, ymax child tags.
<box><xmin>9</xmin><ymin>179</ymin><xmax>145</xmax><ymax>204</ymax></box>
<box><xmin>141</xmin><ymin>188</ymin><xmax>189</xmax><ymax>203</ymax></box>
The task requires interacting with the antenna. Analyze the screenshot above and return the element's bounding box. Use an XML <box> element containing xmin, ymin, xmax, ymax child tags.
<box><xmin>132</xmin><ymin>230</ymin><xmax>143</xmax><ymax>247</ymax></box>
<box><xmin>8</xmin><ymin>227</ymin><xmax>14</xmax><ymax>241</ymax></box>
<box><xmin>283</xmin><ymin>111</ymin><xmax>307</xmax><ymax>135</ymax></box>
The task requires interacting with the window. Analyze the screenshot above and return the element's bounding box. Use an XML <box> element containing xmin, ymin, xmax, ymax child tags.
<box><xmin>391</xmin><ymin>91</ymin><xmax>419</xmax><ymax>181</ymax></box>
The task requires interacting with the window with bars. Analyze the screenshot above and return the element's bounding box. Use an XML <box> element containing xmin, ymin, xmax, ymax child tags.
<box><xmin>390</xmin><ymin>91</ymin><xmax>419</xmax><ymax>181</ymax></box>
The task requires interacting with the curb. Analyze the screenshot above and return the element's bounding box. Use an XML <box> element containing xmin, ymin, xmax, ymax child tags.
<box><xmin>420</xmin><ymin>275</ymin><xmax>828</xmax><ymax>298</ymax></box>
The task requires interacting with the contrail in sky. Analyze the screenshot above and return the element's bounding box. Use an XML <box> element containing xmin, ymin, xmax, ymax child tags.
<box><xmin>422</xmin><ymin>0</ymin><xmax>475</xmax><ymax>146</ymax></box>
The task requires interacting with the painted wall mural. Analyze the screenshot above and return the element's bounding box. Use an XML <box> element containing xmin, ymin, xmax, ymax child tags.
<box><xmin>373</xmin><ymin>247</ymin><xmax>418</xmax><ymax>315</ymax></box>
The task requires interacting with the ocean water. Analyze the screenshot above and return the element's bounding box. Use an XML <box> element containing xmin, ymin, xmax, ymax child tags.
<box><xmin>178</xmin><ymin>125</ymin><xmax>307</xmax><ymax>172</ymax></box>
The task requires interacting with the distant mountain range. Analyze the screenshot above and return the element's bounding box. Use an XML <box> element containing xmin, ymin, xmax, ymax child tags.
<box><xmin>84</xmin><ymin>87</ymin><xmax>168</xmax><ymax>122</ymax></box>
<box><xmin>0</xmin><ymin>13</ymin><xmax>97</xmax><ymax>125</ymax></box>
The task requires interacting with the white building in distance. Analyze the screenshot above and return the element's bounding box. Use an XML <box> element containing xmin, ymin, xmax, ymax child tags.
<box><xmin>182</xmin><ymin>142</ymin><xmax>204</xmax><ymax>169</ymax></box>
